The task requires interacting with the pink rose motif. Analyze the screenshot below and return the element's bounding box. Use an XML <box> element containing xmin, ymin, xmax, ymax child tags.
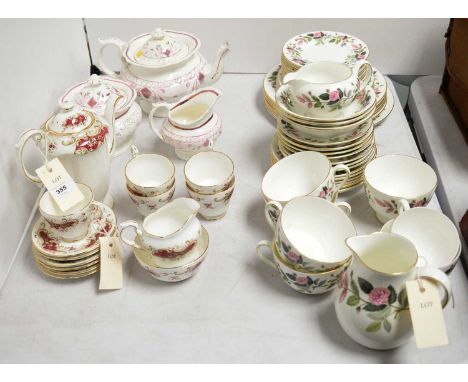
<box><xmin>87</xmin><ymin>97</ymin><xmax>97</xmax><ymax>108</ymax></box>
<box><xmin>338</xmin><ymin>272</ymin><xmax>348</xmax><ymax>302</ymax></box>
<box><xmin>369</xmin><ymin>287</ymin><xmax>390</xmax><ymax>305</ymax></box>
<box><xmin>412</xmin><ymin>199</ymin><xmax>425</xmax><ymax>207</ymax></box>
<box><xmin>163</xmin><ymin>48</ymin><xmax>172</xmax><ymax>57</ymax></box>
<box><xmin>295</xmin><ymin>276</ymin><xmax>309</xmax><ymax>286</ymax></box>
<box><xmin>286</xmin><ymin>250</ymin><xmax>300</xmax><ymax>263</ymax></box>
<box><xmin>329</xmin><ymin>90</ymin><xmax>340</xmax><ymax>102</ymax></box>
<box><xmin>140</xmin><ymin>87</ymin><xmax>152</xmax><ymax>99</ymax></box>
<box><xmin>313</xmin><ymin>31</ymin><xmax>323</xmax><ymax>39</ymax></box>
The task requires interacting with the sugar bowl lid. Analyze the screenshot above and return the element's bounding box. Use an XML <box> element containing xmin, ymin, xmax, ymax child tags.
<box><xmin>60</xmin><ymin>75</ymin><xmax>135</xmax><ymax>118</ymax></box>
<box><xmin>47</xmin><ymin>101</ymin><xmax>95</xmax><ymax>135</ymax></box>
<box><xmin>124</xmin><ymin>28</ymin><xmax>200</xmax><ymax>68</ymax></box>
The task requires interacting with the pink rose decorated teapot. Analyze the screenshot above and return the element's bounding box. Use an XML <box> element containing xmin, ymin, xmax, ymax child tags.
<box><xmin>98</xmin><ymin>28</ymin><xmax>230</xmax><ymax>114</ymax></box>
<box><xmin>334</xmin><ymin>232</ymin><xmax>452</xmax><ymax>350</ymax></box>
<box><xmin>16</xmin><ymin>94</ymin><xmax>121</xmax><ymax>206</ymax></box>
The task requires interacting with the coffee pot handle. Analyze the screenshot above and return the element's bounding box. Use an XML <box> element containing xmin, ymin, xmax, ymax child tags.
<box><xmin>355</xmin><ymin>60</ymin><xmax>373</xmax><ymax>92</ymax></box>
<box><xmin>16</xmin><ymin>129</ymin><xmax>44</xmax><ymax>184</ymax></box>
<box><xmin>417</xmin><ymin>267</ymin><xmax>452</xmax><ymax>309</ymax></box>
<box><xmin>97</xmin><ymin>37</ymin><xmax>127</xmax><ymax>77</ymax></box>
<box><xmin>331</xmin><ymin>164</ymin><xmax>351</xmax><ymax>194</ymax></box>
<box><xmin>118</xmin><ymin>220</ymin><xmax>143</xmax><ymax>249</ymax></box>
<box><xmin>264</xmin><ymin>200</ymin><xmax>283</xmax><ymax>232</ymax></box>
<box><xmin>256</xmin><ymin>240</ymin><xmax>276</xmax><ymax>269</ymax></box>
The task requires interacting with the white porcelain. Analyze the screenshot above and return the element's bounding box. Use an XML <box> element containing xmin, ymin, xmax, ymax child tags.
<box><xmin>125</xmin><ymin>145</ymin><xmax>175</xmax><ymax>196</ymax></box>
<box><xmin>134</xmin><ymin>226</ymin><xmax>209</xmax><ymax>281</ymax></box>
<box><xmin>281</xmin><ymin>61</ymin><xmax>372</xmax><ymax>117</ymax></box>
<box><xmin>127</xmin><ymin>184</ymin><xmax>175</xmax><ymax>217</ymax></box>
<box><xmin>97</xmin><ymin>28</ymin><xmax>229</xmax><ymax>112</ymax></box>
<box><xmin>256</xmin><ymin>240</ymin><xmax>351</xmax><ymax>295</ymax></box>
<box><xmin>373</xmin><ymin>89</ymin><xmax>394</xmax><ymax>126</ymax></box>
<box><xmin>391</xmin><ymin>207</ymin><xmax>461</xmax><ymax>272</ymax></box>
<box><xmin>149</xmin><ymin>88</ymin><xmax>222</xmax><ymax>160</ymax></box>
<box><xmin>39</xmin><ymin>183</ymin><xmax>93</xmax><ymax>242</ymax></box>
<box><xmin>262</xmin><ymin>151</ymin><xmax>350</xmax><ymax>226</ymax></box>
<box><xmin>113</xmin><ymin>102</ymin><xmax>143</xmax><ymax>157</ymax></box>
<box><xmin>266</xmin><ymin>196</ymin><xmax>355</xmax><ymax>270</ymax></box>
<box><xmin>186</xmin><ymin>181</ymin><xmax>234</xmax><ymax>221</ymax></box>
<box><xmin>364</xmin><ymin>154</ymin><xmax>438</xmax><ymax>223</ymax></box>
<box><xmin>17</xmin><ymin>94</ymin><xmax>121</xmax><ymax>204</ymax></box>
<box><xmin>335</xmin><ymin>232</ymin><xmax>451</xmax><ymax>350</ymax></box>
<box><xmin>184</xmin><ymin>150</ymin><xmax>234</xmax><ymax>194</ymax></box>
<box><xmin>118</xmin><ymin>198</ymin><xmax>201</xmax><ymax>260</ymax></box>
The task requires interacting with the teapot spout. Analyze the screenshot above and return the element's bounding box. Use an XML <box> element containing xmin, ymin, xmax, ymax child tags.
<box><xmin>201</xmin><ymin>42</ymin><xmax>230</xmax><ymax>84</ymax></box>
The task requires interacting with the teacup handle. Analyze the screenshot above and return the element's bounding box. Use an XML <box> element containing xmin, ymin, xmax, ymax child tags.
<box><xmin>148</xmin><ymin>106</ymin><xmax>165</xmax><ymax>142</ymax></box>
<box><xmin>130</xmin><ymin>144</ymin><xmax>139</xmax><ymax>159</ymax></box>
<box><xmin>256</xmin><ymin>240</ymin><xmax>276</xmax><ymax>269</ymax></box>
<box><xmin>336</xmin><ymin>201</ymin><xmax>352</xmax><ymax>216</ymax></box>
<box><xmin>118</xmin><ymin>220</ymin><xmax>142</xmax><ymax>249</ymax></box>
<box><xmin>331</xmin><ymin>164</ymin><xmax>351</xmax><ymax>194</ymax></box>
<box><xmin>355</xmin><ymin>60</ymin><xmax>373</xmax><ymax>92</ymax></box>
<box><xmin>264</xmin><ymin>200</ymin><xmax>283</xmax><ymax>232</ymax></box>
<box><xmin>397</xmin><ymin>199</ymin><xmax>410</xmax><ymax>215</ymax></box>
<box><xmin>16</xmin><ymin>129</ymin><xmax>44</xmax><ymax>184</ymax></box>
<box><xmin>417</xmin><ymin>267</ymin><xmax>452</xmax><ymax>309</ymax></box>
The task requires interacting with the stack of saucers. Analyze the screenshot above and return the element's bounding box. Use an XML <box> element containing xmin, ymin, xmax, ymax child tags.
<box><xmin>32</xmin><ymin>184</ymin><xmax>117</xmax><ymax>279</ymax></box>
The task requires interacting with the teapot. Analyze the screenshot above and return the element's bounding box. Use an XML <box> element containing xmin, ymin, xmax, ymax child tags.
<box><xmin>98</xmin><ymin>28</ymin><xmax>230</xmax><ymax>114</ymax></box>
<box><xmin>16</xmin><ymin>94</ymin><xmax>121</xmax><ymax>205</ymax></box>
<box><xmin>118</xmin><ymin>198</ymin><xmax>201</xmax><ymax>262</ymax></box>
<box><xmin>334</xmin><ymin>232</ymin><xmax>451</xmax><ymax>350</ymax></box>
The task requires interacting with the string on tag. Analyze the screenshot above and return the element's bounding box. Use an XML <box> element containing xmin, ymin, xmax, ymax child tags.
<box><xmin>43</xmin><ymin>132</ymin><xmax>52</xmax><ymax>173</ymax></box>
<box><xmin>416</xmin><ymin>269</ymin><xmax>426</xmax><ymax>293</ymax></box>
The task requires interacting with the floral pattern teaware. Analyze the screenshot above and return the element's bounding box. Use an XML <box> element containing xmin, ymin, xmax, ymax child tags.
<box><xmin>282</xmin><ymin>31</ymin><xmax>369</xmax><ymax>69</ymax></box>
<box><xmin>266</xmin><ymin>196</ymin><xmax>355</xmax><ymax>271</ymax></box>
<box><xmin>17</xmin><ymin>94</ymin><xmax>121</xmax><ymax>205</ymax></box>
<box><xmin>280</xmin><ymin>60</ymin><xmax>372</xmax><ymax>117</ymax></box>
<box><xmin>150</xmin><ymin>88</ymin><xmax>222</xmax><ymax>160</ymax></box>
<box><xmin>335</xmin><ymin>232</ymin><xmax>451</xmax><ymax>349</ymax></box>
<box><xmin>32</xmin><ymin>202</ymin><xmax>116</xmax><ymax>258</ymax></box>
<box><xmin>364</xmin><ymin>154</ymin><xmax>437</xmax><ymax>223</ymax></box>
<box><xmin>256</xmin><ymin>240</ymin><xmax>351</xmax><ymax>295</ymax></box>
<box><xmin>134</xmin><ymin>226</ymin><xmax>209</xmax><ymax>282</ymax></box>
<box><xmin>127</xmin><ymin>184</ymin><xmax>175</xmax><ymax>217</ymax></box>
<box><xmin>98</xmin><ymin>28</ymin><xmax>229</xmax><ymax>113</ymax></box>
<box><xmin>39</xmin><ymin>183</ymin><xmax>94</xmax><ymax>242</ymax></box>
<box><xmin>118</xmin><ymin>198</ymin><xmax>201</xmax><ymax>262</ymax></box>
<box><xmin>186</xmin><ymin>181</ymin><xmax>234</xmax><ymax>221</ymax></box>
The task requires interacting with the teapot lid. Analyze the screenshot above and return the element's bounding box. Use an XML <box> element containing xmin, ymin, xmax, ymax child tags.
<box><xmin>47</xmin><ymin>101</ymin><xmax>95</xmax><ymax>135</ymax></box>
<box><xmin>125</xmin><ymin>28</ymin><xmax>200</xmax><ymax>68</ymax></box>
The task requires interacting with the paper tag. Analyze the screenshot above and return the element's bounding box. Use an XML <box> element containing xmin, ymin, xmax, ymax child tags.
<box><xmin>406</xmin><ymin>279</ymin><xmax>448</xmax><ymax>349</ymax></box>
<box><xmin>35</xmin><ymin>158</ymin><xmax>84</xmax><ymax>212</ymax></box>
<box><xmin>99</xmin><ymin>237</ymin><xmax>123</xmax><ymax>290</ymax></box>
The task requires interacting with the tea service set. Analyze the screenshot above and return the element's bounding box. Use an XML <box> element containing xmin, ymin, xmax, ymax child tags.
<box><xmin>264</xmin><ymin>31</ymin><xmax>394</xmax><ymax>191</ymax></box>
<box><xmin>257</xmin><ymin>148</ymin><xmax>460</xmax><ymax>349</ymax></box>
<box><xmin>16</xmin><ymin>27</ymin><xmax>233</xmax><ymax>281</ymax></box>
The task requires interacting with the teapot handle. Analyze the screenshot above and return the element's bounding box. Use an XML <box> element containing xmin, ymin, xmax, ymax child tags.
<box><xmin>98</xmin><ymin>37</ymin><xmax>127</xmax><ymax>77</ymax></box>
<box><xmin>16</xmin><ymin>129</ymin><xmax>44</xmax><ymax>184</ymax></box>
<box><xmin>416</xmin><ymin>267</ymin><xmax>452</xmax><ymax>309</ymax></box>
<box><xmin>118</xmin><ymin>220</ymin><xmax>143</xmax><ymax>249</ymax></box>
<box><xmin>355</xmin><ymin>60</ymin><xmax>373</xmax><ymax>92</ymax></box>
<box><xmin>148</xmin><ymin>106</ymin><xmax>166</xmax><ymax>141</ymax></box>
<box><xmin>264</xmin><ymin>200</ymin><xmax>283</xmax><ymax>232</ymax></box>
<box><xmin>256</xmin><ymin>240</ymin><xmax>276</xmax><ymax>269</ymax></box>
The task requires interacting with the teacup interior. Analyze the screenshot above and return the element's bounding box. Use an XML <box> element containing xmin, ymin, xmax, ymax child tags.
<box><xmin>126</xmin><ymin>154</ymin><xmax>174</xmax><ymax>188</ymax></box>
<box><xmin>40</xmin><ymin>183</ymin><xmax>93</xmax><ymax>216</ymax></box>
<box><xmin>185</xmin><ymin>151</ymin><xmax>233</xmax><ymax>186</ymax></box>
<box><xmin>262</xmin><ymin>152</ymin><xmax>330</xmax><ymax>202</ymax></box>
<box><xmin>281</xmin><ymin>196</ymin><xmax>355</xmax><ymax>263</ymax></box>
<box><xmin>365</xmin><ymin>155</ymin><xmax>437</xmax><ymax>198</ymax></box>
<box><xmin>295</xmin><ymin>62</ymin><xmax>352</xmax><ymax>84</ymax></box>
<box><xmin>392</xmin><ymin>208</ymin><xmax>460</xmax><ymax>268</ymax></box>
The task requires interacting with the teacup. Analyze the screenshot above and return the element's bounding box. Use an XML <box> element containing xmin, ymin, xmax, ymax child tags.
<box><xmin>279</xmin><ymin>60</ymin><xmax>372</xmax><ymax>117</ymax></box>
<box><xmin>256</xmin><ymin>240</ymin><xmax>351</xmax><ymax>295</ymax></box>
<box><xmin>265</xmin><ymin>196</ymin><xmax>355</xmax><ymax>271</ymax></box>
<box><xmin>125</xmin><ymin>145</ymin><xmax>175</xmax><ymax>196</ymax></box>
<box><xmin>262</xmin><ymin>151</ymin><xmax>350</xmax><ymax>228</ymax></box>
<box><xmin>127</xmin><ymin>184</ymin><xmax>175</xmax><ymax>217</ymax></box>
<box><xmin>391</xmin><ymin>206</ymin><xmax>461</xmax><ymax>273</ymax></box>
<box><xmin>186</xmin><ymin>181</ymin><xmax>235</xmax><ymax>220</ymax></box>
<box><xmin>364</xmin><ymin>154</ymin><xmax>437</xmax><ymax>223</ymax></box>
<box><xmin>184</xmin><ymin>151</ymin><xmax>234</xmax><ymax>194</ymax></box>
<box><xmin>39</xmin><ymin>183</ymin><xmax>94</xmax><ymax>242</ymax></box>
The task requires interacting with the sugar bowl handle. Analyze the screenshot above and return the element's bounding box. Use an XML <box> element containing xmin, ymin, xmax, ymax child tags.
<box><xmin>264</xmin><ymin>200</ymin><xmax>282</xmax><ymax>232</ymax></box>
<box><xmin>16</xmin><ymin>129</ymin><xmax>44</xmax><ymax>184</ymax></box>
<box><xmin>256</xmin><ymin>240</ymin><xmax>276</xmax><ymax>269</ymax></box>
<box><xmin>118</xmin><ymin>220</ymin><xmax>142</xmax><ymax>249</ymax></box>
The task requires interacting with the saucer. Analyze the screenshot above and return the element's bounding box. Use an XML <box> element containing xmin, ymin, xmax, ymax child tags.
<box><xmin>374</xmin><ymin>89</ymin><xmax>394</xmax><ymax>126</ymax></box>
<box><xmin>32</xmin><ymin>202</ymin><xmax>116</xmax><ymax>258</ymax></box>
<box><xmin>263</xmin><ymin>64</ymin><xmax>280</xmax><ymax>106</ymax></box>
<box><xmin>371</xmin><ymin>68</ymin><xmax>387</xmax><ymax>107</ymax></box>
<box><xmin>276</xmin><ymin>85</ymin><xmax>376</xmax><ymax>123</ymax></box>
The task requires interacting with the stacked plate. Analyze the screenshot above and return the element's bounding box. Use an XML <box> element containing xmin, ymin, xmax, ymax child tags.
<box><xmin>31</xmin><ymin>202</ymin><xmax>116</xmax><ymax>279</ymax></box>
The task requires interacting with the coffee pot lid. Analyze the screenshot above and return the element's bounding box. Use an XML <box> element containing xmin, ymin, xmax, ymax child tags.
<box><xmin>48</xmin><ymin>101</ymin><xmax>94</xmax><ymax>135</ymax></box>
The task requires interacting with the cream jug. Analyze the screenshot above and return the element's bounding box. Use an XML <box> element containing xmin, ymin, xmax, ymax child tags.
<box><xmin>334</xmin><ymin>232</ymin><xmax>451</xmax><ymax>350</ymax></box>
<box><xmin>16</xmin><ymin>94</ymin><xmax>121</xmax><ymax>205</ymax></box>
